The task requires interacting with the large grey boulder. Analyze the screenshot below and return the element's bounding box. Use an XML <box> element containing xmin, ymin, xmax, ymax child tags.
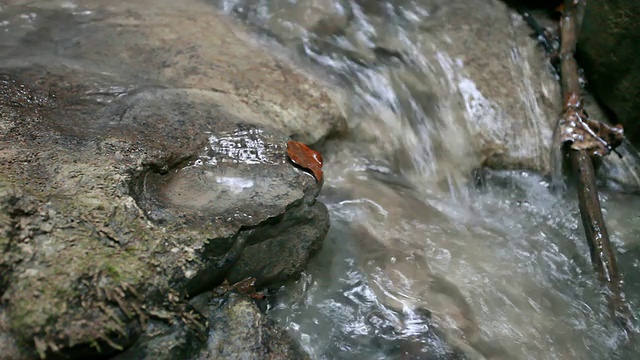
<box><xmin>0</xmin><ymin>1</ymin><xmax>343</xmax><ymax>359</ymax></box>
<box><xmin>0</xmin><ymin>0</ymin><xmax>346</xmax><ymax>146</ymax></box>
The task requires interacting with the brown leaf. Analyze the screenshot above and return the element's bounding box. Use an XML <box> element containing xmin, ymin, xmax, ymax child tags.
<box><xmin>286</xmin><ymin>140</ymin><xmax>324</xmax><ymax>183</ymax></box>
<box><xmin>559</xmin><ymin>93</ymin><xmax>624</xmax><ymax>156</ymax></box>
<box><xmin>230</xmin><ymin>277</ymin><xmax>257</xmax><ymax>294</ymax></box>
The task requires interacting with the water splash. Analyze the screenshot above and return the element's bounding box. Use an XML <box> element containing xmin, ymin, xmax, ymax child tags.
<box><xmin>194</xmin><ymin>128</ymin><xmax>285</xmax><ymax>166</ymax></box>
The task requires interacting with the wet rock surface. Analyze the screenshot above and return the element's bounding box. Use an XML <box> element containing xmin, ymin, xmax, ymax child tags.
<box><xmin>222</xmin><ymin>0</ymin><xmax>640</xmax><ymax>193</ymax></box>
<box><xmin>225</xmin><ymin>0</ymin><xmax>563</xmax><ymax>176</ymax></box>
<box><xmin>0</xmin><ymin>1</ymin><xmax>341</xmax><ymax>359</ymax></box>
<box><xmin>195</xmin><ymin>292</ymin><xmax>311</xmax><ymax>360</ymax></box>
<box><xmin>578</xmin><ymin>1</ymin><xmax>640</xmax><ymax>147</ymax></box>
<box><xmin>112</xmin><ymin>291</ymin><xmax>310</xmax><ymax>360</ymax></box>
<box><xmin>0</xmin><ymin>0</ymin><xmax>346</xmax><ymax>146</ymax></box>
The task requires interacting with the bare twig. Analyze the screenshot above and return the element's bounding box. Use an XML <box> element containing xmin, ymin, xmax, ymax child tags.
<box><xmin>518</xmin><ymin>9</ymin><xmax>561</xmax><ymax>75</ymax></box>
<box><xmin>558</xmin><ymin>0</ymin><xmax>633</xmax><ymax>332</ymax></box>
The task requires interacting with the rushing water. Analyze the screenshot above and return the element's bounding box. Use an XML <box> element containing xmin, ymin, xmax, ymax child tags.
<box><xmin>213</xmin><ymin>0</ymin><xmax>640</xmax><ymax>359</ymax></box>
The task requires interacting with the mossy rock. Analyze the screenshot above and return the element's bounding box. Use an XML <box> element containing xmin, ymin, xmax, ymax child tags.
<box><xmin>0</xmin><ymin>1</ymin><xmax>343</xmax><ymax>358</ymax></box>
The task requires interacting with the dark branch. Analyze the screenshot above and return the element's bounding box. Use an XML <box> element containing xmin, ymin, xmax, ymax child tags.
<box><xmin>559</xmin><ymin>0</ymin><xmax>634</xmax><ymax>333</ymax></box>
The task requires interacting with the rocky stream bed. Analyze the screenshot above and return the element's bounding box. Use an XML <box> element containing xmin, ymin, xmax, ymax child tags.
<box><xmin>1</xmin><ymin>0</ymin><xmax>640</xmax><ymax>359</ymax></box>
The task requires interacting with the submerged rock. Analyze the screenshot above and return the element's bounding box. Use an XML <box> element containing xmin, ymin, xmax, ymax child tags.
<box><xmin>0</xmin><ymin>1</ymin><xmax>342</xmax><ymax>358</ymax></box>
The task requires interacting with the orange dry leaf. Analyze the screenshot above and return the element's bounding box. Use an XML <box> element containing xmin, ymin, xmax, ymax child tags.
<box><xmin>287</xmin><ymin>140</ymin><xmax>324</xmax><ymax>184</ymax></box>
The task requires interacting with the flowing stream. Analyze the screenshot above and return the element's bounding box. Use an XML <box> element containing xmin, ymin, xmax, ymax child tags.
<box><xmin>213</xmin><ymin>0</ymin><xmax>640</xmax><ymax>359</ymax></box>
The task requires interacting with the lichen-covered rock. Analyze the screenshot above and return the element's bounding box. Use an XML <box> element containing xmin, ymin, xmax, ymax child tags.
<box><xmin>0</xmin><ymin>1</ymin><xmax>340</xmax><ymax>358</ymax></box>
<box><xmin>0</xmin><ymin>67</ymin><xmax>327</xmax><ymax>359</ymax></box>
<box><xmin>578</xmin><ymin>1</ymin><xmax>640</xmax><ymax>147</ymax></box>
